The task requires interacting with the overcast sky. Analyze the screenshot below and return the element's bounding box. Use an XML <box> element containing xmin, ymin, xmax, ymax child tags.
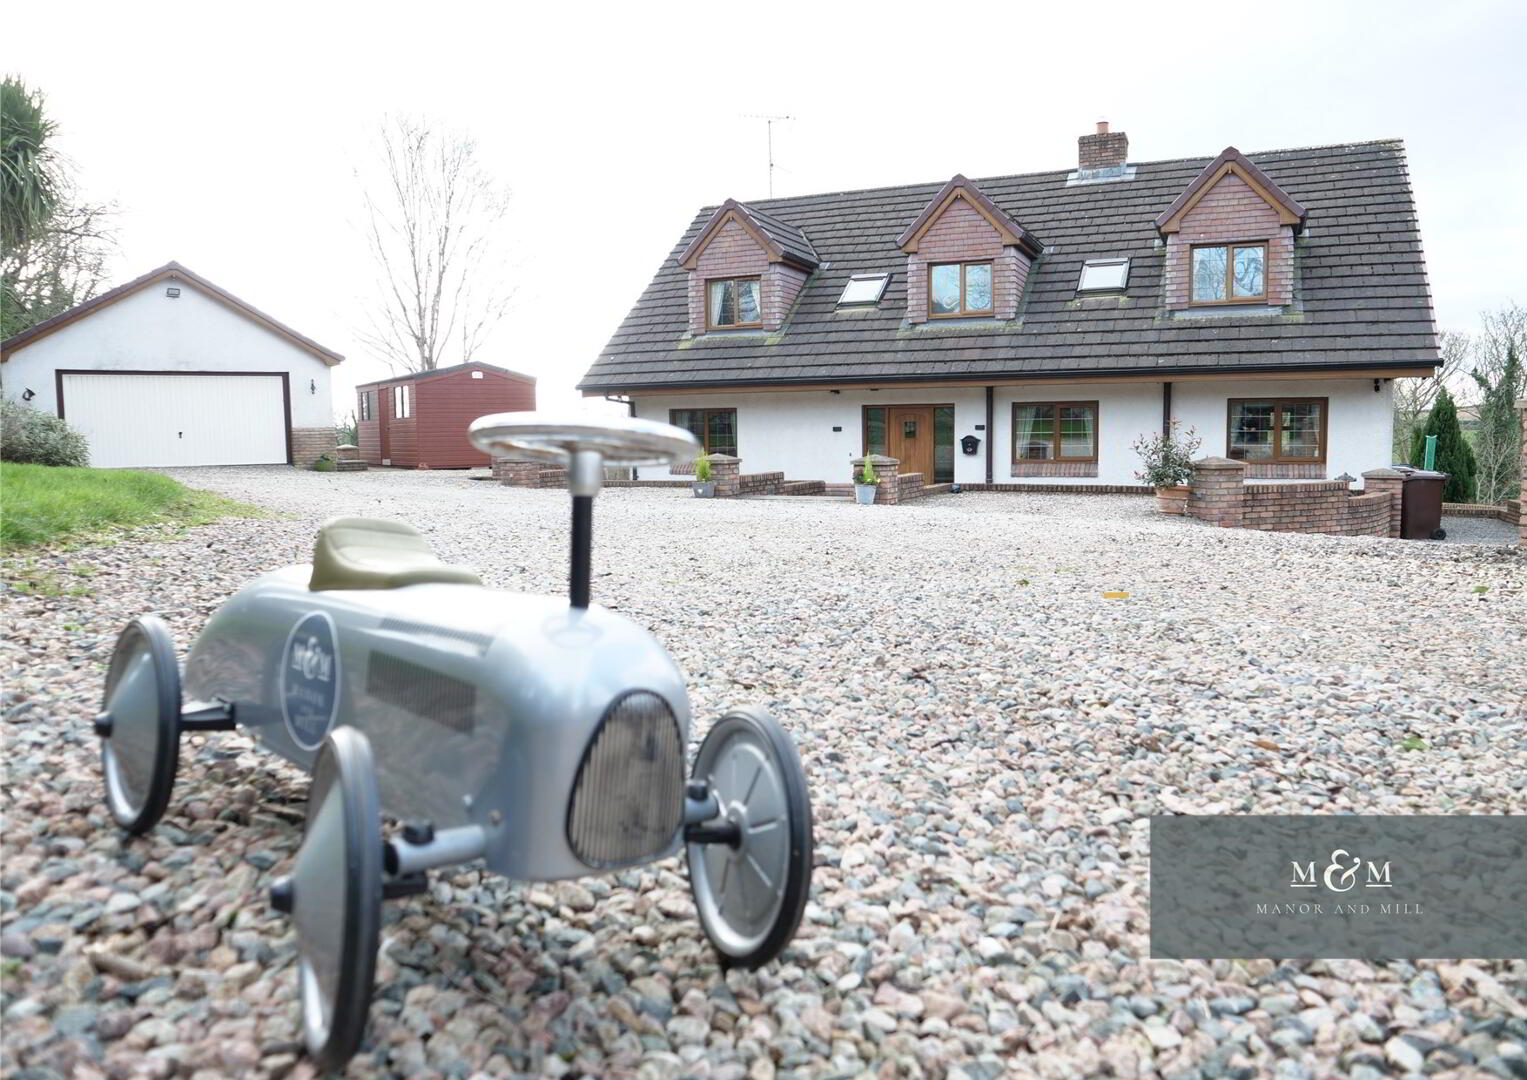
<box><xmin>10</xmin><ymin>0</ymin><xmax>1525</xmax><ymax>417</ymax></box>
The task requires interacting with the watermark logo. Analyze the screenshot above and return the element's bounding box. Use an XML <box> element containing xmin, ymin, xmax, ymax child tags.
<box><xmin>1290</xmin><ymin>848</ymin><xmax>1391</xmax><ymax>891</ymax></box>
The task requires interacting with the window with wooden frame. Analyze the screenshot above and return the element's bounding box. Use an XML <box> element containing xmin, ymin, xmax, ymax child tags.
<box><xmin>1012</xmin><ymin>402</ymin><xmax>1099</xmax><ymax>462</ymax></box>
<box><xmin>393</xmin><ymin>384</ymin><xmax>412</xmax><ymax>419</ymax></box>
<box><xmin>1227</xmin><ymin>398</ymin><xmax>1326</xmax><ymax>463</ymax></box>
<box><xmin>707</xmin><ymin>278</ymin><xmax>762</xmax><ymax>329</ymax></box>
<box><xmin>1191</xmin><ymin>242</ymin><xmax>1267</xmax><ymax>304</ymax></box>
<box><xmin>358</xmin><ymin>389</ymin><xmax>377</xmax><ymax>421</ymax></box>
<box><xmin>929</xmin><ymin>261</ymin><xmax>994</xmax><ymax>317</ymax></box>
<box><xmin>669</xmin><ymin>408</ymin><xmax>738</xmax><ymax>456</ymax></box>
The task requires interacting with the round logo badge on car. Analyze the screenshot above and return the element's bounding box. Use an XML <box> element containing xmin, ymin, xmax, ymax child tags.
<box><xmin>281</xmin><ymin>612</ymin><xmax>340</xmax><ymax>750</ymax></box>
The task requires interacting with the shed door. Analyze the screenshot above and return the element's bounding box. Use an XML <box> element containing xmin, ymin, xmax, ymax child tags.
<box><xmin>61</xmin><ymin>373</ymin><xmax>288</xmax><ymax>468</ymax></box>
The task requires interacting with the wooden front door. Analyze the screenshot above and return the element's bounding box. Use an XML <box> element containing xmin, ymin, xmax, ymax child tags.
<box><xmin>889</xmin><ymin>406</ymin><xmax>935</xmax><ymax>483</ymax></box>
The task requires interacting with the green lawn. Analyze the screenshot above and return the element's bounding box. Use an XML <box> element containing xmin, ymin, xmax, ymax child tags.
<box><xmin>0</xmin><ymin>463</ymin><xmax>264</xmax><ymax>549</ymax></box>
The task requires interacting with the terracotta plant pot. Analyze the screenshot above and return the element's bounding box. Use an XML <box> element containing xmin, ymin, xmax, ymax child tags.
<box><xmin>1155</xmin><ymin>485</ymin><xmax>1189</xmax><ymax>514</ymax></box>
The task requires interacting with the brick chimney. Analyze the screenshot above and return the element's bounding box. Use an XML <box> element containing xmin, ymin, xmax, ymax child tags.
<box><xmin>1078</xmin><ymin>120</ymin><xmax>1129</xmax><ymax>173</ymax></box>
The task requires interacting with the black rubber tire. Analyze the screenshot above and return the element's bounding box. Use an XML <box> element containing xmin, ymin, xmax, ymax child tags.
<box><xmin>687</xmin><ymin>705</ymin><xmax>813</xmax><ymax>970</ymax></box>
<box><xmin>99</xmin><ymin>616</ymin><xmax>181</xmax><ymax>834</ymax></box>
<box><xmin>295</xmin><ymin>727</ymin><xmax>382</xmax><ymax>1072</ymax></box>
<box><xmin>1431</xmin><ymin>527</ymin><xmax>1447</xmax><ymax>541</ymax></box>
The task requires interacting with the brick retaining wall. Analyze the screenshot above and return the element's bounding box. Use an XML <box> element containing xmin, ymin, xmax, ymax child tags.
<box><xmin>738</xmin><ymin>472</ymin><xmax>785</xmax><ymax>496</ymax></box>
<box><xmin>1189</xmin><ymin>457</ymin><xmax>1405</xmax><ymax>537</ymax></box>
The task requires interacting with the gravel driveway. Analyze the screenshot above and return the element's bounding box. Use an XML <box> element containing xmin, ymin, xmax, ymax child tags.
<box><xmin>4</xmin><ymin>467</ymin><xmax>1525</xmax><ymax>1080</ymax></box>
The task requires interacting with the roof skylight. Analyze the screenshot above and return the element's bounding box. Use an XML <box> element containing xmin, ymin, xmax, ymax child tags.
<box><xmin>1078</xmin><ymin>259</ymin><xmax>1129</xmax><ymax>292</ymax></box>
<box><xmin>838</xmin><ymin>273</ymin><xmax>890</xmax><ymax>306</ymax></box>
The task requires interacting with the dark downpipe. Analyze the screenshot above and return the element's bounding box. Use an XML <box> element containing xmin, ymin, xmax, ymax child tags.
<box><xmin>984</xmin><ymin>386</ymin><xmax>994</xmax><ymax>484</ymax></box>
<box><xmin>570</xmin><ymin>495</ymin><xmax>593</xmax><ymax>608</ymax></box>
<box><xmin>1162</xmin><ymin>381</ymin><xmax>1173</xmax><ymax>436</ymax></box>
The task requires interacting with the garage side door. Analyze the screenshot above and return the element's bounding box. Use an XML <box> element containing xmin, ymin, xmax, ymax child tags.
<box><xmin>61</xmin><ymin>373</ymin><xmax>288</xmax><ymax>468</ymax></box>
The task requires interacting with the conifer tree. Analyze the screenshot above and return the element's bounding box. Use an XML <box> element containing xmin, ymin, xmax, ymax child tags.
<box><xmin>1410</xmin><ymin>386</ymin><xmax>1476</xmax><ymax>502</ymax></box>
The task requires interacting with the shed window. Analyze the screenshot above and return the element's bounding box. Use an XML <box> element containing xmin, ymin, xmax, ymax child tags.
<box><xmin>393</xmin><ymin>385</ymin><xmax>412</xmax><ymax>419</ymax></box>
<box><xmin>1192</xmin><ymin>243</ymin><xmax>1267</xmax><ymax>303</ymax></box>
<box><xmin>1228</xmin><ymin>398</ymin><xmax>1325</xmax><ymax>462</ymax></box>
<box><xmin>670</xmin><ymin>408</ymin><xmax>737</xmax><ymax>456</ymax></box>
<box><xmin>1013</xmin><ymin>402</ymin><xmax>1098</xmax><ymax>462</ymax></box>
<box><xmin>708</xmin><ymin>278</ymin><xmax>762</xmax><ymax>328</ymax></box>
<box><xmin>838</xmin><ymin>273</ymin><xmax>890</xmax><ymax>306</ymax></box>
<box><xmin>358</xmin><ymin>389</ymin><xmax>377</xmax><ymax>421</ymax></box>
<box><xmin>929</xmin><ymin>262</ymin><xmax>993</xmax><ymax>317</ymax></box>
<box><xmin>1078</xmin><ymin>259</ymin><xmax>1129</xmax><ymax>292</ymax></box>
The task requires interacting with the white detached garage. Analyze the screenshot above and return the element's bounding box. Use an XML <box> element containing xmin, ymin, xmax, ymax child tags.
<box><xmin>1</xmin><ymin>262</ymin><xmax>343</xmax><ymax>468</ymax></box>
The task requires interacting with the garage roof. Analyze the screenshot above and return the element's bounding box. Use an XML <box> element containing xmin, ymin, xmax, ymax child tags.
<box><xmin>1</xmin><ymin>261</ymin><xmax>345</xmax><ymax>365</ymax></box>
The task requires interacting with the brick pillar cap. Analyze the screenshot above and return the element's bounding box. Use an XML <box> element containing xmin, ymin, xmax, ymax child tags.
<box><xmin>1515</xmin><ymin>397</ymin><xmax>1527</xmax><ymax>409</ymax></box>
<box><xmin>1361</xmin><ymin>467</ymin><xmax>1405</xmax><ymax>478</ymax></box>
<box><xmin>852</xmin><ymin>454</ymin><xmax>900</xmax><ymax>466</ymax></box>
<box><xmin>703</xmin><ymin>453</ymin><xmax>739</xmax><ymax>463</ymax></box>
<box><xmin>336</xmin><ymin>443</ymin><xmax>358</xmax><ymax>451</ymax></box>
<box><xmin>1192</xmin><ymin>456</ymin><xmax>1247</xmax><ymax>469</ymax></box>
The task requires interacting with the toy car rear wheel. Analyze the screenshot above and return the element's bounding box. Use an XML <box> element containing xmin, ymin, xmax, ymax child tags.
<box><xmin>98</xmin><ymin>616</ymin><xmax>181</xmax><ymax>834</ymax></box>
<box><xmin>687</xmin><ymin>706</ymin><xmax>812</xmax><ymax>969</ymax></box>
<box><xmin>285</xmin><ymin>727</ymin><xmax>382</xmax><ymax>1071</ymax></box>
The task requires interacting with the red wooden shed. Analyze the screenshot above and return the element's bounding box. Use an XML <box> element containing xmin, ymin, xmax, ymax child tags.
<box><xmin>356</xmin><ymin>362</ymin><xmax>536</xmax><ymax>468</ymax></box>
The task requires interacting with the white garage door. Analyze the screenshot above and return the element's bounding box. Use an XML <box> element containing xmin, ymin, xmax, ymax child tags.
<box><xmin>62</xmin><ymin>373</ymin><xmax>288</xmax><ymax>468</ymax></box>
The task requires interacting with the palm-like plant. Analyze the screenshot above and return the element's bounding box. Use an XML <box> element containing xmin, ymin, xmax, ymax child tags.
<box><xmin>1</xmin><ymin>76</ymin><xmax>62</xmax><ymax>252</ymax></box>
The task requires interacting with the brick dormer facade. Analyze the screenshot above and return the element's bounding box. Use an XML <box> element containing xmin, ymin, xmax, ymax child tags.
<box><xmin>1156</xmin><ymin>147</ymin><xmax>1306</xmax><ymax>310</ymax></box>
<box><xmin>678</xmin><ymin>199</ymin><xmax>818</xmax><ymax>334</ymax></box>
<box><xmin>897</xmin><ymin>176</ymin><xmax>1042</xmax><ymax>325</ymax></box>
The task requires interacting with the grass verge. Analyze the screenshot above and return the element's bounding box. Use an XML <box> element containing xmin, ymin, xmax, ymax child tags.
<box><xmin>1</xmin><ymin>463</ymin><xmax>266</xmax><ymax>549</ymax></box>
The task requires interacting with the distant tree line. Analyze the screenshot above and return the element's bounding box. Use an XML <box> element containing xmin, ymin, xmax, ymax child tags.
<box><xmin>1395</xmin><ymin>301</ymin><xmax>1523</xmax><ymax>505</ymax></box>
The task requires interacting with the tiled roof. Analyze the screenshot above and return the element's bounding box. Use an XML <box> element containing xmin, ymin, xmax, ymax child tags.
<box><xmin>580</xmin><ymin>139</ymin><xmax>1438</xmax><ymax>392</ymax></box>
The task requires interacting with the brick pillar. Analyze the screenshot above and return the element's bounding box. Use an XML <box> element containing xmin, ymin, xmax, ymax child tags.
<box><xmin>706</xmin><ymin>454</ymin><xmax>741</xmax><ymax>497</ymax></box>
<box><xmin>494</xmin><ymin>459</ymin><xmax>539</xmax><ymax>486</ymax></box>
<box><xmin>1361</xmin><ymin>468</ymin><xmax>1405</xmax><ymax>539</ymax></box>
<box><xmin>334</xmin><ymin>443</ymin><xmax>366</xmax><ymax>472</ymax></box>
<box><xmin>851</xmin><ymin>454</ymin><xmax>901</xmax><ymax>504</ymax></box>
<box><xmin>1188</xmin><ymin>456</ymin><xmax>1246</xmax><ymax>528</ymax></box>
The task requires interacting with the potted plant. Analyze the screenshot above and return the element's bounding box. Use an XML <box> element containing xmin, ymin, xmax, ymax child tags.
<box><xmin>692</xmin><ymin>454</ymin><xmax>715</xmax><ymax>498</ymax></box>
<box><xmin>1132</xmin><ymin>423</ymin><xmax>1201</xmax><ymax>514</ymax></box>
<box><xmin>854</xmin><ymin>458</ymin><xmax>880</xmax><ymax>505</ymax></box>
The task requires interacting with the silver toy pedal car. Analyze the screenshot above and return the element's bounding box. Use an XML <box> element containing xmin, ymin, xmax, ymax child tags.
<box><xmin>94</xmin><ymin>414</ymin><xmax>815</xmax><ymax>1070</ymax></box>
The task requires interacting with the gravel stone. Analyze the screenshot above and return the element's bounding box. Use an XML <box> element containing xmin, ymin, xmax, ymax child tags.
<box><xmin>2</xmin><ymin>470</ymin><xmax>1523</xmax><ymax>1078</ymax></box>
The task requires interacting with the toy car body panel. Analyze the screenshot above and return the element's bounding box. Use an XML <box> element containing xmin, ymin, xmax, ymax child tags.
<box><xmin>183</xmin><ymin>565</ymin><xmax>692</xmax><ymax>880</ymax></box>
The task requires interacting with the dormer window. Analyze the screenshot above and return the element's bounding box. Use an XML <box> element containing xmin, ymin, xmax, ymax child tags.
<box><xmin>1191</xmin><ymin>243</ymin><xmax>1266</xmax><ymax>304</ymax></box>
<box><xmin>930</xmin><ymin>262</ymin><xmax>993</xmax><ymax>317</ymax></box>
<box><xmin>708</xmin><ymin>277</ymin><xmax>762</xmax><ymax>328</ymax></box>
<box><xmin>838</xmin><ymin>273</ymin><xmax>890</xmax><ymax>306</ymax></box>
<box><xmin>1078</xmin><ymin>259</ymin><xmax>1129</xmax><ymax>292</ymax></box>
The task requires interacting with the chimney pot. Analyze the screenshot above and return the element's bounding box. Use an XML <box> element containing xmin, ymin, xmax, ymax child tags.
<box><xmin>1096</xmin><ymin>120</ymin><xmax>1109</xmax><ymax>135</ymax></box>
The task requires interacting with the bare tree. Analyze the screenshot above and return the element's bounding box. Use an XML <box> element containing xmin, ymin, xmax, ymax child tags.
<box><xmin>1470</xmin><ymin>302</ymin><xmax>1524</xmax><ymax>504</ymax></box>
<box><xmin>357</xmin><ymin>116</ymin><xmax>513</xmax><ymax>373</ymax></box>
<box><xmin>1392</xmin><ymin>329</ymin><xmax>1470</xmax><ymax>462</ymax></box>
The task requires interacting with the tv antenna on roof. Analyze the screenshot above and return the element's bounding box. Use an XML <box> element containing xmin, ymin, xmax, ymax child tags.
<box><xmin>742</xmin><ymin>114</ymin><xmax>793</xmax><ymax>198</ymax></box>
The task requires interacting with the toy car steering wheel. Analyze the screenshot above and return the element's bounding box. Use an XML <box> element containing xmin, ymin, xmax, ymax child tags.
<box><xmin>468</xmin><ymin>412</ymin><xmax>698</xmax><ymax>467</ymax></box>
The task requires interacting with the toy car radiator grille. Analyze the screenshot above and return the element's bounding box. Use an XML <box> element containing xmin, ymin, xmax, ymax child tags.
<box><xmin>567</xmin><ymin>691</ymin><xmax>684</xmax><ymax>867</ymax></box>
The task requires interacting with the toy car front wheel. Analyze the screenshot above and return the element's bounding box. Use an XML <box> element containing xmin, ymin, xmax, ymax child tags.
<box><xmin>687</xmin><ymin>706</ymin><xmax>812</xmax><ymax>969</ymax></box>
<box><xmin>98</xmin><ymin>616</ymin><xmax>181</xmax><ymax>834</ymax></box>
<box><xmin>274</xmin><ymin>727</ymin><xmax>382</xmax><ymax>1071</ymax></box>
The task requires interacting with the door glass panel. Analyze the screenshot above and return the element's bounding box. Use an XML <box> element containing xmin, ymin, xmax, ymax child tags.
<box><xmin>1013</xmin><ymin>404</ymin><xmax>1055</xmax><ymax>460</ymax></box>
<box><xmin>1232</xmin><ymin>245</ymin><xmax>1265</xmax><ymax>297</ymax></box>
<box><xmin>1192</xmin><ymin>246</ymin><xmax>1228</xmax><ymax>302</ymax></box>
<box><xmin>1280</xmin><ymin>401</ymin><xmax>1321</xmax><ymax>458</ymax></box>
<box><xmin>865</xmin><ymin>408</ymin><xmax>887</xmax><ymax>456</ymax></box>
<box><xmin>902</xmin><ymin>419</ymin><xmax>918</xmax><ymax>439</ymax></box>
<box><xmin>933</xmin><ymin>406</ymin><xmax>954</xmax><ymax>484</ymax></box>
<box><xmin>1058</xmin><ymin>405</ymin><xmax>1095</xmax><ymax>459</ymax></box>
<box><xmin>964</xmin><ymin>263</ymin><xmax>993</xmax><ymax>311</ymax></box>
<box><xmin>930</xmin><ymin>265</ymin><xmax>961</xmax><ymax>315</ymax></box>
<box><xmin>1229</xmin><ymin>402</ymin><xmax>1275</xmax><ymax>459</ymax></box>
